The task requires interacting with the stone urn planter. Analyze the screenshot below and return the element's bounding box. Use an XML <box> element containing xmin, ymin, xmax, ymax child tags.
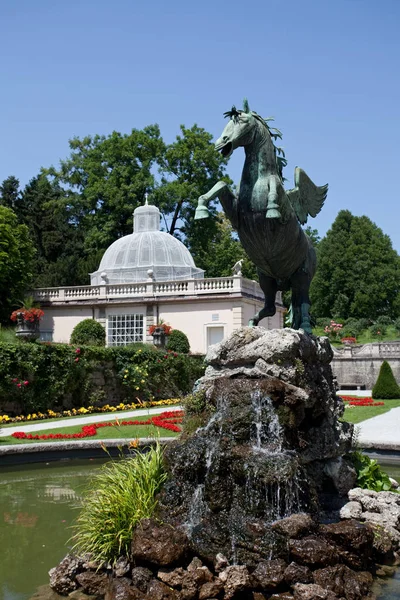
<box><xmin>149</xmin><ymin>323</ymin><xmax>171</xmax><ymax>349</ymax></box>
<box><xmin>15</xmin><ymin>312</ymin><xmax>40</xmax><ymax>341</ymax></box>
<box><xmin>11</xmin><ymin>308</ymin><xmax>44</xmax><ymax>342</ymax></box>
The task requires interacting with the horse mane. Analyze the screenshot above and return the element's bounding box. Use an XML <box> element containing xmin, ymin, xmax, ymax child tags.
<box><xmin>251</xmin><ymin>112</ymin><xmax>288</xmax><ymax>180</ymax></box>
<box><xmin>223</xmin><ymin>104</ymin><xmax>288</xmax><ymax>180</ymax></box>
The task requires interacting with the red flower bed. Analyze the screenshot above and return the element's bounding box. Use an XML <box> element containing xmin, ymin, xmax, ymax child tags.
<box><xmin>341</xmin><ymin>396</ymin><xmax>385</xmax><ymax>407</ymax></box>
<box><xmin>11</xmin><ymin>410</ymin><xmax>184</xmax><ymax>440</ymax></box>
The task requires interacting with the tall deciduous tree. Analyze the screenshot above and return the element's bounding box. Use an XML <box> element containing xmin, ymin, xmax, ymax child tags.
<box><xmin>310</xmin><ymin>210</ymin><xmax>400</xmax><ymax>320</ymax></box>
<box><xmin>154</xmin><ymin>124</ymin><xmax>231</xmax><ymax>266</ymax></box>
<box><xmin>196</xmin><ymin>213</ymin><xmax>257</xmax><ymax>280</ymax></box>
<box><xmin>44</xmin><ymin>126</ymin><xmax>165</xmax><ymax>255</ymax></box>
<box><xmin>0</xmin><ymin>206</ymin><xmax>36</xmax><ymax>323</ymax></box>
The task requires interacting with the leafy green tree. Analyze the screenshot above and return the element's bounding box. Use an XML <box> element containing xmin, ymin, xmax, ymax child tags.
<box><xmin>310</xmin><ymin>210</ymin><xmax>400</xmax><ymax>320</ymax></box>
<box><xmin>0</xmin><ymin>206</ymin><xmax>36</xmax><ymax>323</ymax></box>
<box><xmin>197</xmin><ymin>213</ymin><xmax>257</xmax><ymax>279</ymax></box>
<box><xmin>41</xmin><ymin>123</ymin><xmax>230</xmax><ymax>284</ymax></box>
<box><xmin>44</xmin><ymin>126</ymin><xmax>165</xmax><ymax>255</ymax></box>
<box><xmin>154</xmin><ymin>124</ymin><xmax>231</xmax><ymax>266</ymax></box>
<box><xmin>0</xmin><ymin>176</ymin><xmax>21</xmax><ymax>213</ymax></box>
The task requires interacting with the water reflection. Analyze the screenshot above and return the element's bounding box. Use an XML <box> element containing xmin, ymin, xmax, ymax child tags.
<box><xmin>0</xmin><ymin>459</ymin><xmax>105</xmax><ymax>600</ymax></box>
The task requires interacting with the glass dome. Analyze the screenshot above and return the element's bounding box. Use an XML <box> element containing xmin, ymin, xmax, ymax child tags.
<box><xmin>90</xmin><ymin>202</ymin><xmax>204</xmax><ymax>285</ymax></box>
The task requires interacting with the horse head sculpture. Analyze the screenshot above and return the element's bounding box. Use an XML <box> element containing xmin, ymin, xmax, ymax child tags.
<box><xmin>195</xmin><ymin>100</ymin><xmax>328</xmax><ymax>333</ymax></box>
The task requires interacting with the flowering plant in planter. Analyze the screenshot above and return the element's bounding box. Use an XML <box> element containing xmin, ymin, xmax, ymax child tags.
<box><xmin>341</xmin><ymin>336</ymin><xmax>357</xmax><ymax>345</ymax></box>
<box><xmin>148</xmin><ymin>323</ymin><xmax>172</xmax><ymax>335</ymax></box>
<box><xmin>10</xmin><ymin>307</ymin><xmax>44</xmax><ymax>323</ymax></box>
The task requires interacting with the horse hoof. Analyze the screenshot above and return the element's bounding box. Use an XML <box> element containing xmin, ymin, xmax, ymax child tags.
<box><xmin>248</xmin><ymin>319</ymin><xmax>257</xmax><ymax>327</ymax></box>
<box><xmin>300</xmin><ymin>323</ymin><xmax>313</xmax><ymax>334</ymax></box>
<box><xmin>266</xmin><ymin>209</ymin><xmax>281</xmax><ymax>219</ymax></box>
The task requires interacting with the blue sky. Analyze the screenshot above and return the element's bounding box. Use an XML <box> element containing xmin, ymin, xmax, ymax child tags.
<box><xmin>1</xmin><ymin>0</ymin><xmax>399</xmax><ymax>251</ymax></box>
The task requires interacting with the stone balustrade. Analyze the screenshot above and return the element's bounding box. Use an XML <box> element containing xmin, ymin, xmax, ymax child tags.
<box><xmin>33</xmin><ymin>276</ymin><xmax>275</xmax><ymax>304</ymax></box>
<box><xmin>331</xmin><ymin>340</ymin><xmax>400</xmax><ymax>389</ymax></box>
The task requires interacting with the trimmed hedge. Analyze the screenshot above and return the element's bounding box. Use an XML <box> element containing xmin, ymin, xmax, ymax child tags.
<box><xmin>0</xmin><ymin>342</ymin><xmax>205</xmax><ymax>415</ymax></box>
<box><xmin>70</xmin><ymin>319</ymin><xmax>106</xmax><ymax>346</ymax></box>
<box><xmin>372</xmin><ymin>360</ymin><xmax>400</xmax><ymax>399</ymax></box>
<box><xmin>167</xmin><ymin>329</ymin><xmax>190</xmax><ymax>354</ymax></box>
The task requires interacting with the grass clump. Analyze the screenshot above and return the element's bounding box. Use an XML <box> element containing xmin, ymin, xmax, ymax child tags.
<box><xmin>71</xmin><ymin>443</ymin><xmax>166</xmax><ymax>562</ymax></box>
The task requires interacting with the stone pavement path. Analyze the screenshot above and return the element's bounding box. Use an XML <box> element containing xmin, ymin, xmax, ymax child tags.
<box><xmin>0</xmin><ymin>405</ymin><xmax>183</xmax><ymax>437</ymax></box>
<box><xmin>356</xmin><ymin>406</ymin><xmax>400</xmax><ymax>446</ymax></box>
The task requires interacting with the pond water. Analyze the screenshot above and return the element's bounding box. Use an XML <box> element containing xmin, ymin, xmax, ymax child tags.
<box><xmin>0</xmin><ymin>457</ymin><xmax>399</xmax><ymax>600</ymax></box>
<box><xmin>0</xmin><ymin>458</ymin><xmax>105</xmax><ymax>600</ymax></box>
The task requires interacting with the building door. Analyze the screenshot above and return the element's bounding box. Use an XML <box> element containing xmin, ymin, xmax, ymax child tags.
<box><xmin>207</xmin><ymin>326</ymin><xmax>224</xmax><ymax>349</ymax></box>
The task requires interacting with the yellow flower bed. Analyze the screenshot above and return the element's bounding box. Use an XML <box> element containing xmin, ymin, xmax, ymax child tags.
<box><xmin>0</xmin><ymin>398</ymin><xmax>180</xmax><ymax>424</ymax></box>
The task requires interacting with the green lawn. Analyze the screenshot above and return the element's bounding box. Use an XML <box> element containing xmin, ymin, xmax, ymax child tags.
<box><xmin>0</xmin><ymin>414</ymin><xmax>180</xmax><ymax>445</ymax></box>
<box><xmin>341</xmin><ymin>399</ymin><xmax>400</xmax><ymax>424</ymax></box>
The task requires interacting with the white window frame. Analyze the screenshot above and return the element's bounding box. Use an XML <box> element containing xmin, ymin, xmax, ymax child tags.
<box><xmin>107</xmin><ymin>314</ymin><xmax>144</xmax><ymax>346</ymax></box>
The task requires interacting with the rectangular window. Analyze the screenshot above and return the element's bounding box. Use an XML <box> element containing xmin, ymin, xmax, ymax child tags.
<box><xmin>39</xmin><ymin>331</ymin><xmax>53</xmax><ymax>342</ymax></box>
<box><xmin>107</xmin><ymin>314</ymin><xmax>144</xmax><ymax>346</ymax></box>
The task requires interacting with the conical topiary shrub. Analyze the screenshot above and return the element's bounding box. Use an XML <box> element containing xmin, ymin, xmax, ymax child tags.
<box><xmin>372</xmin><ymin>360</ymin><xmax>400</xmax><ymax>399</ymax></box>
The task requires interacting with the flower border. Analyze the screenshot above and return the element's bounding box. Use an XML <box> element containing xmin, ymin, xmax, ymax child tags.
<box><xmin>11</xmin><ymin>410</ymin><xmax>184</xmax><ymax>440</ymax></box>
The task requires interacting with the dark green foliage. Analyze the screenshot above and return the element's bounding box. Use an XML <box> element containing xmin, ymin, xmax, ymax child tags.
<box><xmin>0</xmin><ymin>342</ymin><xmax>205</xmax><ymax>414</ymax></box>
<box><xmin>350</xmin><ymin>451</ymin><xmax>393</xmax><ymax>492</ymax></box>
<box><xmin>303</xmin><ymin>226</ymin><xmax>320</xmax><ymax>247</ymax></box>
<box><xmin>372</xmin><ymin>360</ymin><xmax>400</xmax><ymax>399</ymax></box>
<box><xmin>0</xmin><ymin>176</ymin><xmax>21</xmax><ymax>212</ymax></box>
<box><xmin>316</xmin><ymin>317</ymin><xmax>332</xmax><ymax>328</ymax></box>
<box><xmin>0</xmin><ymin>206</ymin><xmax>36</xmax><ymax>324</ymax></box>
<box><xmin>182</xmin><ymin>391</ymin><xmax>216</xmax><ymax>435</ymax></box>
<box><xmin>343</xmin><ymin>318</ymin><xmax>370</xmax><ymax>337</ymax></box>
<box><xmin>376</xmin><ymin>315</ymin><xmax>393</xmax><ymax>327</ymax></box>
<box><xmin>395</xmin><ymin>317</ymin><xmax>400</xmax><ymax>333</ymax></box>
<box><xmin>70</xmin><ymin>319</ymin><xmax>106</xmax><ymax>347</ymax></box>
<box><xmin>341</xmin><ymin>324</ymin><xmax>358</xmax><ymax>338</ymax></box>
<box><xmin>369</xmin><ymin>323</ymin><xmax>386</xmax><ymax>337</ymax></box>
<box><xmin>167</xmin><ymin>329</ymin><xmax>190</xmax><ymax>354</ymax></box>
<box><xmin>311</xmin><ymin>210</ymin><xmax>400</xmax><ymax>320</ymax></box>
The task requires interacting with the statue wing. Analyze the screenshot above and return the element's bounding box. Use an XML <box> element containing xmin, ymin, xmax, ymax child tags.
<box><xmin>287</xmin><ymin>167</ymin><xmax>328</xmax><ymax>225</ymax></box>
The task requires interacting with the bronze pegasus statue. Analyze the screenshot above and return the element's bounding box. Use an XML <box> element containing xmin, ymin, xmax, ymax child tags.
<box><xmin>195</xmin><ymin>99</ymin><xmax>328</xmax><ymax>333</ymax></box>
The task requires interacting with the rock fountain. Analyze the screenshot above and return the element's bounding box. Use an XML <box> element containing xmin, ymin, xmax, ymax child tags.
<box><xmin>46</xmin><ymin>104</ymin><xmax>400</xmax><ymax>599</ymax></box>
<box><xmin>47</xmin><ymin>328</ymin><xmax>400</xmax><ymax>600</ymax></box>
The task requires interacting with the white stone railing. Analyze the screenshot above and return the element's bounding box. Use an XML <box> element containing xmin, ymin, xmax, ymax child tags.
<box><xmin>33</xmin><ymin>276</ymin><xmax>271</xmax><ymax>303</ymax></box>
<box><xmin>332</xmin><ymin>341</ymin><xmax>400</xmax><ymax>359</ymax></box>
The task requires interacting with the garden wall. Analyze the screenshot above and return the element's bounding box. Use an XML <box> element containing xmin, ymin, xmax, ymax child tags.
<box><xmin>0</xmin><ymin>342</ymin><xmax>205</xmax><ymax>416</ymax></box>
<box><xmin>331</xmin><ymin>341</ymin><xmax>400</xmax><ymax>389</ymax></box>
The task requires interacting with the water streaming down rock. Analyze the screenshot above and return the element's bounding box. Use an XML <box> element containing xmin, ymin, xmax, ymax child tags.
<box><xmin>159</xmin><ymin>328</ymin><xmax>356</xmax><ymax>566</ymax></box>
<box><xmin>250</xmin><ymin>391</ymin><xmax>283</xmax><ymax>453</ymax></box>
